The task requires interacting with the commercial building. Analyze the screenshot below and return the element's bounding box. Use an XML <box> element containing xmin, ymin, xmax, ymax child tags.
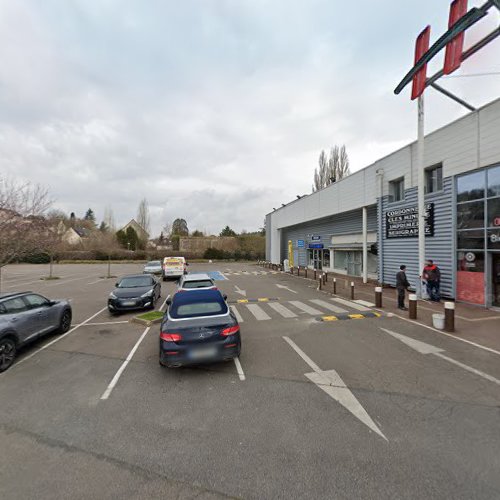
<box><xmin>265</xmin><ymin>98</ymin><xmax>500</xmax><ymax>307</ymax></box>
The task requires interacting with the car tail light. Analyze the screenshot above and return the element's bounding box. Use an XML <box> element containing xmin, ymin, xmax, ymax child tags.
<box><xmin>221</xmin><ymin>325</ymin><xmax>240</xmax><ymax>336</ymax></box>
<box><xmin>160</xmin><ymin>332</ymin><xmax>182</xmax><ymax>342</ymax></box>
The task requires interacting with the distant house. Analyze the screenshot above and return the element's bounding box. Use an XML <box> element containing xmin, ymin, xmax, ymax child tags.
<box><xmin>61</xmin><ymin>227</ymin><xmax>90</xmax><ymax>246</ymax></box>
<box><xmin>121</xmin><ymin>219</ymin><xmax>149</xmax><ymax>241</ymax></box>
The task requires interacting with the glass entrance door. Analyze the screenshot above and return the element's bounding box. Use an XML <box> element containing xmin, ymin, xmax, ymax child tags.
<box><xmin>313</xmin><ymin>249</ymin><xmax>322</xmax><ymax>270</ymax></box>
<box><xmin>492</xmin><ymin>253</ymin><xmax>500</xmax><ymax>307</ymax></box>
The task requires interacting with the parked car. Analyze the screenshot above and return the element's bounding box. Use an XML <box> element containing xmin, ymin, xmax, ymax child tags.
<box><xmin>159</xmin><ymin>289</ymin><xmax>241</xmax><ymax>368</ymax></box>
<box><xmin>162</xmin><ymin>257</ymin><xmax>188</xmax><ymax>281</ymax></box>
<box><xmin>176</xmin><ymin>273</ymin><xmax>216</xmax><ymax>292</ymax></box>
<box><xmin>108</xmin><ymin>274</ymin><xmax>161</xmax><ymax>314</ymax></box>
<box><xmin>143</xmin><ymin>260</ymin><xmax>163</xmax><ymax>275</ymax></box>
<box><xmin>0</xmin><ymin>292</ymin><xmax>72</xmax><ymax>372</ymax></box>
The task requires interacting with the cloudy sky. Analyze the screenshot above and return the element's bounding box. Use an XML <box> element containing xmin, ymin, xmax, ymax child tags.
<box><xmin>1</xmin><ymin>1</ymin><xmax>499</xmax><ymax>235</ymax></box>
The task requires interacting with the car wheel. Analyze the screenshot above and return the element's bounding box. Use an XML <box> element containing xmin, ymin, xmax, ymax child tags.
<box><xmin>58</xmin><ymin>309</ymin><xmax>72</xmax><ymax>334</ymax></box>
<box><xmin>0</xmin><ymin>337</ymin><xmax>17</xmax><ymax>373</ymax></box>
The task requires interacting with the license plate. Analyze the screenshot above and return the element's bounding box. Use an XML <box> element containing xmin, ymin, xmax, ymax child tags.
<box><xmin>122</xmin><ymin>300</ymin><xmax>136</xmax><ymax>306</ymax></box>
<box><xmin>189</xmin><ymin>348</ymin><xmax>217</xmax><ymax>360</ymax></box>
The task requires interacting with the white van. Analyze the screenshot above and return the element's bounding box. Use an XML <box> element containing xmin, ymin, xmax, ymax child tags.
<box><xmin>162</xmin><ymin>257</ymin><xmax>187</xmax><ymax>281</ymax></box>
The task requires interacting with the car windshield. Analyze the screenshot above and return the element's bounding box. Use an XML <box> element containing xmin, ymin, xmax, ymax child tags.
<box><xmin>182</xmin><ymin>280</ymin><xmax>214</xmax><ymax>289</ymax></box>
<box><xmin>118</xmin><ymin>277</ymin><xmax>152</xmax><ymax>288</ymax></box>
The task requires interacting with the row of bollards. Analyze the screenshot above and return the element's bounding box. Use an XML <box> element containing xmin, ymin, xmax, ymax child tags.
<box><xmin>281</xmin><ymin>262</ymin><xmax>457</xmax><ymax>333</ymax></box>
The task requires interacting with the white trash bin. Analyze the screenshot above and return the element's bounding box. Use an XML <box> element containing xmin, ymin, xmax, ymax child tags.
<box><xmin>432</xmin><ymin>313</ymin><xmax>445</xmax><ymax>330</ymax></box>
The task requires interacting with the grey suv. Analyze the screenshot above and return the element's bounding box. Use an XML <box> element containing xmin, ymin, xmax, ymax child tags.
<box><xmin>0</xmin><ymin>292</ymin><xmax>72</xmax><ymax>372</ymax></box>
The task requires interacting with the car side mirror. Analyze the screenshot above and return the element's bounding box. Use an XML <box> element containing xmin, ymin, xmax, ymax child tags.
<box><xmin>186</xmin><ymin>263</ymin><xmax>189</xmax><ymax>266</ymax></box>
<box><xmin>115</xmin><ymin>282</ymin><xmax>119</xmax><ymax>287</ymax></box>
<box><xmin>166</xmin><ymin>299</ymin><xmax>172</xmax><ymax>306</ymax></box>
<box><xmin>223</xmin><ymin>294</ymin><xmax>228</xmax><ymax>301</ymax></box>
<box><xmin>47</xmin><ymin>300</ymin><xmax>56</xmax><ymax>307</ymax></box>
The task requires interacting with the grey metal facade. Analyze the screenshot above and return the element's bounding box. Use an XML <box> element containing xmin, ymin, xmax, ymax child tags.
<box><xmin>265</xmin><ymin>214</ymin><xmax>272</xmax><ymax>261</ymax></box>
<box><xmin>280</xmin><ymin>207</ymin><xmax>377</xmax><ymax>265</ymax></box>
<box><xmin>379</xmin><ymin>177</ymin><xmax>453</xmax><ymax>297</ymax></box>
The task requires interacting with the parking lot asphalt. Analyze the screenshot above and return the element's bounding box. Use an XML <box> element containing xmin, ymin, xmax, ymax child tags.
<box><xmin>1</xmin><ymin>262</ymin><xmax>500</xmax><ymax>499</ymax></box>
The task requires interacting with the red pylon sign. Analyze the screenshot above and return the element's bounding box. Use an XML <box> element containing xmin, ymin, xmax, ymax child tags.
<box><xmin>444</xmin><ymin>0</ymin><xmax>468</xmax><ymax>74</ymax></box>
<box><xmin>411</xmin><ymin>26</ymin><xmax>431</xmax><ymax>100</ymax></box>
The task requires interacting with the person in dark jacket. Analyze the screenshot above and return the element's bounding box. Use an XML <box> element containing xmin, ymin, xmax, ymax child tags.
<box><xmin>422</xmin><ymin>259</ymin><xmax>441</xmax><ymax>302</ymax></box>
<box><xmin>396</xmin><ymin>265</ymin><xmax>411</xmax><ymax>310</ymax></box>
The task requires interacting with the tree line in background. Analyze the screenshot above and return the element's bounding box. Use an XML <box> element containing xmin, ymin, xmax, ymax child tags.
<box><xmin>312</xmin><ymin>144</ymin><xmax>350</xmax><ymax>192</ymax></box>
<box><xmin>0</xmin><ymin>177</ymin><xmax>265</xmax><ymax>268</ymax></box>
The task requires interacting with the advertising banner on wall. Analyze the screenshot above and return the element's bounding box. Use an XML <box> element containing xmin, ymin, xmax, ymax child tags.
<box><xmin>386</xmin><ymin>203</ymin><xmax>434</xmax><ymax>238</ymax></box>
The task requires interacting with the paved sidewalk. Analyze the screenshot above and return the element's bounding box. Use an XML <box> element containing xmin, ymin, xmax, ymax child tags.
<box><xmin>268</xmin><ymin>265</ymin><xmax>500</xmax><ymax>354</ymax></box>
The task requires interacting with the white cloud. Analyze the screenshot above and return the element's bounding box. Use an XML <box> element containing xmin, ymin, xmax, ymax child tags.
<box><xmin>0</xmin><ymin>0</ymin><xmax>498</xmax><ymax>234</ymax></box>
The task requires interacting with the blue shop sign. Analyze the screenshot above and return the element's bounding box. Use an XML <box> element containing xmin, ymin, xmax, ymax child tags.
<box><xmin>297</xmin><ymin>239</ymin><xmax>305</xmax><ymax>248</ymax></box>
<box><xmin>308</xmin><ymin>243</ymin><xmax>324</xmax><ymax>249</ymax></box>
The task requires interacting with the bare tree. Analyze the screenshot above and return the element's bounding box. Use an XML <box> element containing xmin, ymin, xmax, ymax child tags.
<box><xmin>0</xmin><ymin>178</ymin><xmax>53</xmax><ymax>272</ymax></box>
<box><xmin>312</xmin><ymin>145</ymin><xmax>350</xmax><ymax>192</ymax></box>
<box><xmin>137</xmin><ymin>198</ymin><xmax>150</xmax><ymax>235</ymax></box>
<box><xmin>103</xmin><ymin>206</ymin><xmax>116</xmax><ymax>232</ymax></box>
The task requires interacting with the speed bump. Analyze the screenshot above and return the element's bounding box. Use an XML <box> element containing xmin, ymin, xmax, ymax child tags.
<box><xmin>230</xmin><ymin>298</ymin><xmax>279</xmax><ymax>304</ymax></box>
<box><xmin>317</xmin><ymin>311</ymin><xmax>381</xmax><ymax>322</ymax></box>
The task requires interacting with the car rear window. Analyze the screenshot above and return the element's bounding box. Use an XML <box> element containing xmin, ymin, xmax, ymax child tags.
<box><xmin>182</xmin><ymin>280</ymin><xmax>214</xmax><ymax>289</ymax></box>
<box><xmin>170</xmin><ymin>296</ymin><xmax>228</xmax><ymax>318</ymax></box>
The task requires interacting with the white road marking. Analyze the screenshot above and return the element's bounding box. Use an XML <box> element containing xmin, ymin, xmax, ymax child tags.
<box><xmin>81</xmin><ymin>321</ymin><xmax>130</xmax><ymax>326</ymax></box>
<box><xmin>46</xmin><ymin>275</ymin><xmax>100</xmax><ymax>287</ymax></box>
<box><xmin>276</xmin><ymin>283</ymin><xmax>298</xmax><ymax>294</ymax></box>
<box><xmin>234</xmin><ymin>285</ymin><xmax>247</xmax><ymax>297</ymax></box>
<box><xmin>381</xmin><ymin>328</ymin><xmax>500</xmax><ymax>386</ymax></box>
<box><xmin>100</xmin><ymin>326</ymin><xmax>151</xmax><ymax>400</ymax></box>
<box><xmin>233</xmin><ymin>357</ymin><xmax>246</xmax><ymax>381</ymax></box>
<box><xmin>230</xmin><ymin>306</ymin><xmax>244</xmax><ymax>323</ymax></box>
<box><xmin>289</xmin><ymin>301</ymin><xmax>323</xmax><ymax>315</ymax></box>
<box><xmin>87</xmin><ymin>278</ymin><xmax>106</xmax><ymax>285</ymax></box>
<box><xmin>309</xmin><ymin>299</ymin><xmax>347</xmax><ymax>314</ymax></box>
<box><xmin>434</xmin><ymin>352</ymin><xmax>500</xmax><ymax>386</ymax></box>
<box><xmin>382</xmin><ymin>313</ymin><xmax>500</xmax><ymax>357</ymax></box>
<box><xmin>246</xmin><ymin>303</ymin><xmax>271</xmax><ymax>321</ymax></box>
<box><xmin>283</xmin><ymin>336</ymin><xmax>387</xmax><ymax>440</ymax></box>
<box><xmin>282</xmin><ymin>336</ymin><xmax>321</xmax><ymax>372</ymax></box>
<box><xmin>5</xmin><ymin>272</ymin><xmax>82</xmax><ymax>288</ymax></box>
<box><xmin>159</xmin><ymin>295</ymin><xmax>170</xmax><ymax>312</ymax></box>
<box><xmin>14</xmin><ymin>307</ymin><xmax>107</xmax><ymax>367</ymax></box>
<box><xmin>331</xmin><ymin>297</ymin><xmax>371</xmax><ymax>311</ymax></box>
<box><xmin>268</xmin><ymin>302</ymin><xmax>298</xmax><ymax>318</ymax></box>
<box><xmin>354</xmin><ymin>299</ymin><xmax>375</xmax><ymax>308</ymax></box>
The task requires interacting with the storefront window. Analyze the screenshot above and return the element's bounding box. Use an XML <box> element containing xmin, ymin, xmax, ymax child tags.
<box><xmin>457</xmin><ymin>230</ymin><xmax>484</xmax><ymax>250</ymax></box>
<box><xmin>487</xmin><ymin>229</ymin><xmax>500</xmax><ymax>250</ymax></box>
<box><xmin>487</xmin><ymin>197</ymin><xmax>500</xmax><ymax>228</ymax></box>
<box><xmin>457</xmin><ymin>170</ymin><xmax>485</xmax><ymax>202</ymax></box>
<box><xmin>457</xmin><ymin>200</ymin><xmax>485</xmax><ymax>229</ymax></box>
<box><xmin>487</xmin><ymin>165</ymin><xmax>500</xmax><ymax>198</ymax></box>
<box><xmin>334</xmin><ymin>251</ymin><xmax>347</xmax><ymax>270</ymax></box>
<box><xmin>456</xmin><ymin>251</ymin><xmax>485</xmax><ymax>305</ymax></box>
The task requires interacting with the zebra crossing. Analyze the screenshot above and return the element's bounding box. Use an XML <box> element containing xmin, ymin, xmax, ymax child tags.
<box><xmin>223</xmin><ymin>270</ymin><xmax>280</xmax><ymax>277</ymax></box>
<box><xmin>230</xmin><ymin>297</ymin><xmax>377</xmax><ymax>323</ymax></box>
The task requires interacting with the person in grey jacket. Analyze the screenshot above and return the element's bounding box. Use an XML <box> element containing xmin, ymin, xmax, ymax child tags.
<box><xmin>396</xmin><ymin>265</ymin><xmax>411</xmax><ymax>310</ymax></box>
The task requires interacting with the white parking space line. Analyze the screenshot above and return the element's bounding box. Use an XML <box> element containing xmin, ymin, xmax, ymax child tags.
<box><xmin>289</xmin><ymin>301</ymin><xmax>323</xmax><ymax>316</ymax></box>
<box><xmin>46</xmin><ymin>275</ymin><xmax>100</xmax><ymax>287</ymax></box>
<box><xmin>331</xmin><ymin>297</ymin><xmax>371</xmax><ymax>311</ymax></box>
<box><xmin>5</xmin><ymin>273</ymin><xmax>82</xmax><ymax>289</ymax></box>
<box><xmin>159</xmin><ymin>295</ymin><xmax>170</xmax><ymax>312</ymax></box>
<box><xmin>309</xmin><ymin>299</ymin><xmax>347</xmax><ymax>314</ymax></box>
<box><xmin>100</xmin><ymin>326</ymin><xmax>151</xmax><ymax>400</ymax></box>
<box><xmin>234</xmin><ymin>357</ymin><xmax>246</xmax><ymax>381</ymax></box>
<box><xmin>13</xmin><ymin>307</ymin><xmax>108</xmax><ymax>368</ymax></box>
<box><xmin>81</xmin><ymin>321</ymin><xmax>130</xmax><ymax>326</ymax></box>
<box><xmin>87</xmin><ymin>278</ymin><xmax>106</xmax><ymax>285</ymax></box>
<box><xmin>230</xmin><ymin>306</ymin><xmax>244</xmax><ymax>323</ymax></box>
<box><xmin>268</xmin><ymin>302</ymin><xmax>298</xmax><ymax>318</ymax></box>
<box><xmin>246</xmin><ymin>304</ymin><xmax>271</xmax><ymax>321</ymax></box>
